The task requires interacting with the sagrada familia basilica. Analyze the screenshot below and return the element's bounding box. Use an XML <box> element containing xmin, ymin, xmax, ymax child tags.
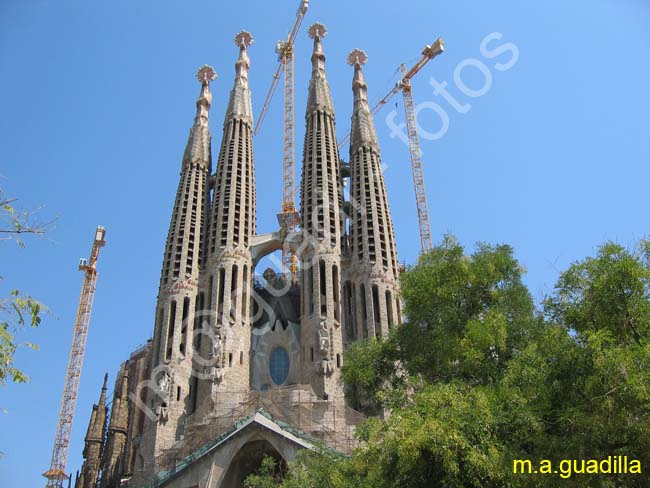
<box><xmin>75</xmin><ymin>22</ymin><xmax>403</xmax><ymax>487</ymax></box>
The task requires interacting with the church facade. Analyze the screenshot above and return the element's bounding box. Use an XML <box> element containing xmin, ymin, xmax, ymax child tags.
<box><xmin>76</xmin><ymin>23</ymin><xmax>400</xmax><ymax>488</ymax></box>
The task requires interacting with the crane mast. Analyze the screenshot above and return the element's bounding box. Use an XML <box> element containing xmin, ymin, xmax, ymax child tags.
<box><xmin>255</xmin><ymin>0</ymin><xmax>308</xmax><ymax>282</ymax></box>
<box><xmin>279</xmin><ymin>40</ymin><xmax>300</xmax><ymax>280</ymax></box>
<box><xmin>339</xmin><ymin>38</ymin><xmax>444</xmax><ymax>251</ymax></box>
<box><xmin>399</xmin><ymin>65</ymin><xmax>433</xmax><ymax>251</ymax></box>
<box><xmin>43</xmin><ymin>226</ymin><xmax>106</xmax><ymax>487</ymax></box>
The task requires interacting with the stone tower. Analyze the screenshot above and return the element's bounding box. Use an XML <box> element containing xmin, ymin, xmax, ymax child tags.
<box><xmin>346</xmin><ymin>49</ymin><xmax>400</xmax><ymax>341</ymax></box>
<box><xmin>78</xmin><ymin>23</ymin><xmax>409</xmax><ymax>487</ymax></box>
<box><xmin>299</xmin><ymin>23</ymin><xmax>346</xmax><ymax>400</ymax></box>
<box><xmin>100</xmin><ymin>363</ymin><xmax>130</xmax><ymax>487</ymax></box>
<box><xmin>141</xmin><ymin>64</ymin><xmax>216</xmax><ymax>460</ymax></box>
<box><xmin>200</xmin><ymin>31</ymin><xmax>256</xmax><ymax>403</ymax></box>
<box><xmin>77</xmin><ymin>375</ymin><xmax>108</xmax><ymax>488</ymax></box>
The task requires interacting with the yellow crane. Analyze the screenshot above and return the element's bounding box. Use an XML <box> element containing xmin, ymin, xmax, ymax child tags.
<box><xmin>254</xmin><ymin>0</ymin><xmax>309</xmax><ymax>282</ymax></box>
<box><xmin>340</xmin><ymin>38</ymin><xmax>445</xmax><ymax>251</ymax></box>
<box><xmin>43</xmin><ymin>226</ymin><xmax>106</xmax><ymax>487</ymax></box>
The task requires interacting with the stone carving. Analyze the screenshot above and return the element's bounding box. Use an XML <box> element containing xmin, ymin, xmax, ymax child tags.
<box><xmin>320</xmin><ymin>359</ymin><xmax>334</xmax><ymax>375</ymax></box>
<box><xmin>318</xmin><ymin>326</ymin><xmax>330</xmax><ymax>352</ymax></box>
<box><xmin>155</xmin><ymin>371</ymin><xmax>171</xmax><ymax>422</ymax></box>
<box><xmin>212</xmin><ymin>332</ymin><xmax>223</xmax><ymax>359</ymax></box>
<box><xmin>160</xmin><ymin>277</ymin><xmax>199</xmax><ymax>298</ymax></box>
<box><xmin>157</xmin><ymin>371</ymin><xmax>171</xmax><ymax>394</ymax></box>
<box><xmin>209</xmin><ymin>331</ymin><xmax>226</xmax><ymax>382</ymax></box>
<box><xmin>317</xmin><ymin>318</ymin><xmax>334</xmax><ymax>375</ymax></box>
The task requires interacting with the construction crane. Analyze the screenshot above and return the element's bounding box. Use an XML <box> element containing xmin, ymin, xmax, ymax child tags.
<box><xmin>254</xmin><ymin>0</ymin><xmax>309</xmax><ymax>282</ymax></box>
<box><xmin>340</xmin><ymin>38</ymin><xmax>445</xmax><ymax>252</ymax></box>
<box><xmin>43</xmin><ymin>226</ymin><xmax>106</xmax><ymax>488</ymax></box>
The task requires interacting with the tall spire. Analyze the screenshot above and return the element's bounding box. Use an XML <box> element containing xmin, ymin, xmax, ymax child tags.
<box><xmin>306</xmin><ymin>22</ymin><xmax>334</xmax><ymax>114</ymax></box>
<box><xmin>99</xmin><ymin>372</ymin><xmax>108</xmax><ymax>405</ymax></box>
<box><xmin>182</xmin><ymin>65</ymin><xmax>216</xmax><ymax>168</ymax></box>
<box><xmin>100</xmin><ymin>364</ymin><xmax>130</xmax><ymax>488</ymax></box>
<box><xmin>299</xmin><ymin>22</ymin><xmax>345</xmax><ymax>400</ymax></box>
<box><xmin>348</xmin><ymin>49</ymin><xmax>379</xmax><ymax>151</ymax></box>
<box><xmin>201</xmin><ymin>29</ymin><xmax>256</xmax><ymax>401</ymax></box>
<box><xmin>144</xmin><ymin>64</ymin><xmax>216</xmax><ymax>463</ymax></box>
<box><xmin>88</xmin><ymin>374</ymin><xmax>108</xmax><ymax>441</ymax></box>
<box><xmin>225</xmin><ymin>31</ymin><xmax>254</xmax><ymax>125</ymax></box>
<box><xmin>208</xmin><ymin>29</ymin><xmax>257</xmax><ymax>256</ymax></box>
<box><xmin>160</xmin><ymin>65</ymin><xmax>216</xmax><ymax>287</ymax></box>
<box><xmin>77</xmin><ymin>376</ymin><xmax>108</xmax><ymax>488</ymax></box>
<box><xmin>346</xmin><ymin>49</ymin><xmax>401</xmax><ymax>341</ymax></box>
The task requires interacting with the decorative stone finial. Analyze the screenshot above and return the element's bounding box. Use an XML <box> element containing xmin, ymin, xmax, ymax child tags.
<box><xmin>308</xmin><ymin>22</ymin><xmax>327</xmax><ymax>39</ymax></box>
<box><xmin>347</xmin><ymin>49</ymin><xmax>368</xmax><ymax>66</ymax></box>
<box><xmin>197</xmin><ymin>65</ymin><xmax>217</xmax><ymax>85</ymax></box>
<box><xmin>234</xmin><ymin>30</ymin><xmax>254</xmax><ymax>48</ymax></box>
<box><xmin>102</xmin><ymin>373</ymin><xmax>108</xmax><ymax>388</ymax></box>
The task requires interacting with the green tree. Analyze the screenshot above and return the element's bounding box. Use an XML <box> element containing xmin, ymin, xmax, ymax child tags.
<box><xmin>343</xmin><ymin>236</ymin><xmax>537</xmax><ymax>408</ymax></box>
<box><xmin>0</xmin><ymin>188</ymin><xmax>48</xmax><ymax>385</ymax></box>
<box><xmin>245</xmin><ymin>238</ymin><xmax>650</xmax><ymax>487</ymax></box>
<box><xmin>544</xmin><ymin>241</ymin><xmax>650</xmax><ymax>345</ymax></box>
<box><xmin>245</xmin><ymin>450</ymin><xmax>355</xmax><ymax>488</ymax></box>
<box><xmin>244</xmin><ymin>456</ymin><xmax>284</xmax><ymax>488</ymax></box>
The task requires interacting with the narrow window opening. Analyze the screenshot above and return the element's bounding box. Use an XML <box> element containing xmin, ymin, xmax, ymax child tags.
<box><xmin>166</xmin><ymin>301</ymin><xmax>176</xmax><ymax>360</ymax></box>
<box><xmin>333</xmin><ymin>265</ymin><xmax>340</xmax><ymax>321</ymax></box>
<box><xmin>343</xmin><ymin>281</ymin><xmax>354</xmax><ymax>339</ymax></box>
<box><xmin>207</xmin><ymin>274</ymin><xmax>214</xmax><ymax>312</ymax></box>
<box><xmin>180</xmin><ymin>296</ymin><xmax>190</xmax><ymax>354</ymax></box>
<box><xmin>372</xmin><ymin>285</ymin><xmax>381</xmax><ymax>331</ymax></box>
<box><xmin>360</xmin><ymin>285</ymin><xmax>368</xmax><ymax>338</ymax></box>
<box><xmin>154</xmin><ymin>308</ymin><xmax>164</xmax><ymax>365</ymax></box>
<box><xmin>217</xmin><ymin>268</ymin><xmax>225</xmax><ymax>319</ymax></box>
<box><xmin>194</xmin><ymin>292</ymin><xmax>204</xmax><ymax>350</ymax></box>
<box><xmin>242</xmin><ymin>265</ymin><xmax>248</xmax><ymax>321</ymax></box>
<box><xmin>189</xmin><ymin>376</ymin><xmax>198</xmax><ymax>414</ymax></box>
<box><xmin>308</xmin><ymin>265</ymin><xmax>315</xmax><ymax>315</ymax></box>
<box><xmin>231</xmin><ymin>265</ymin><xmax>239</xmax><ymax>322</ymax></box>
<box><xmin>319</xmin><ymin>259</ymin><xmax>327</xmax><ymax>316</ymax></box>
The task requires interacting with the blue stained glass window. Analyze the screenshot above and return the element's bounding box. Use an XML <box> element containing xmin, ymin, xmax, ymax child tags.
<box><xmin>269</xmin><ymin>347</ymin><xmax>290</xmax><ymax>385</ymax></box>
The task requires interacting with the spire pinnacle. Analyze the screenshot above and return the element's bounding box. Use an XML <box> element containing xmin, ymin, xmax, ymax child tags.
<box><xmin>348</xmin><ymin>48</ymin><xmax>369</xmax><ymax>95</ymax></box>
<box><xmin>195</xmin><ymin>65</ymin><xmax>217</xmax><ymax>123</ymax></box>
<box><xmin>120</xmin><ymin>364</ymin><xmax>129</xmax><ymax>396</ymax></box>
<box><xmin>181</xmin><ymin>65</ymin><xmax>215</xmax><ymax>167</ymax></box>
<box><xmin>308</xmin><ymin>22</ymin><xmax>327</xmax><ymax>39</ymax></box>
<box><xmin>98</xmin><ymin>373</ymin><xmax>108</xmax><ymax>406</ymax></box>
<box><xmin>306</xmin><ymin>22</ymin><xmax>333</xmax><ymax>113</ymax></box>
<box><xmin>235</xmin><ymin>30</ymin><xmax>254</xmax><ymax>48</ymax></box>
<box><xmin>197</xmin><ymin>65</ymin><xmax>217</xmax><ymax>85</ymax></box>
<box><xmin>234</xmin><ymin>30</ymin><xmax>253</xmax><ymax>78</ymax></box>
<box><xmin>349</xmin><ymin>49</ymin><xmax>379</xmax><ymax>151</ymax></box>
<box><xmin>225</xmin><ymin>30</ymin><xmax>254</xmax><ymax>124</ymax></box>
<box><xmin>308</xmin><ymin>23</ymin><xmax>327</xmax><ymax>71</ymax></box>
<box><xmin>347</xmin><ymin>48</ymin><xmax>368</xmax><ymax>67</ymax></box>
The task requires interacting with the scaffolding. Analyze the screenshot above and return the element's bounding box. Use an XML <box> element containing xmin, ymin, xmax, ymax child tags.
<box><xmin>151</xmin><ymin>385</ymin><xmax>365</xmax><ymax>477</ymax></box>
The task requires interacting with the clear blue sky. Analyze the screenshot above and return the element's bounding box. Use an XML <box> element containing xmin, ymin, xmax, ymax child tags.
<box><xmin>1</xmin><ymin>0</ymin><xmax>649</xmax><ymax>486</ymax></box>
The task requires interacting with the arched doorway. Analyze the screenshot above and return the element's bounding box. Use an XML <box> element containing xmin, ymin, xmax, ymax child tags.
<box><xmin>220</xmin><ymin>440</ymin><xmax>287</xmax><ymax>487</ymax></box>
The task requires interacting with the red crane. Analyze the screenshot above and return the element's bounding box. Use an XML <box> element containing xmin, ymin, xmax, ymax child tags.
<box><xmin>43</xmin><ymin>226</ymin><xmax>106</xmax><ymax>487</ymax></box>
<box><xmin>339</xmin><ymin>38</ymin><xmax>445</xmax><ymax>251</ymax></box>
<box><xmin>254</xmin><ymin>0</ymin><xmax>309</xmax><ymax>282</ymax></box>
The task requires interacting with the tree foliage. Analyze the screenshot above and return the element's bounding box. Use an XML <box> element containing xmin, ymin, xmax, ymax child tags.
<box><xmin>246</xmin><ymin>237</ymin><xmax>650</xmax><ymax>487</ymax></box>
<box><xmin>0</xmin><ymin>188</ymin><xmax>47</xmax><ymax>386</ymax></box>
